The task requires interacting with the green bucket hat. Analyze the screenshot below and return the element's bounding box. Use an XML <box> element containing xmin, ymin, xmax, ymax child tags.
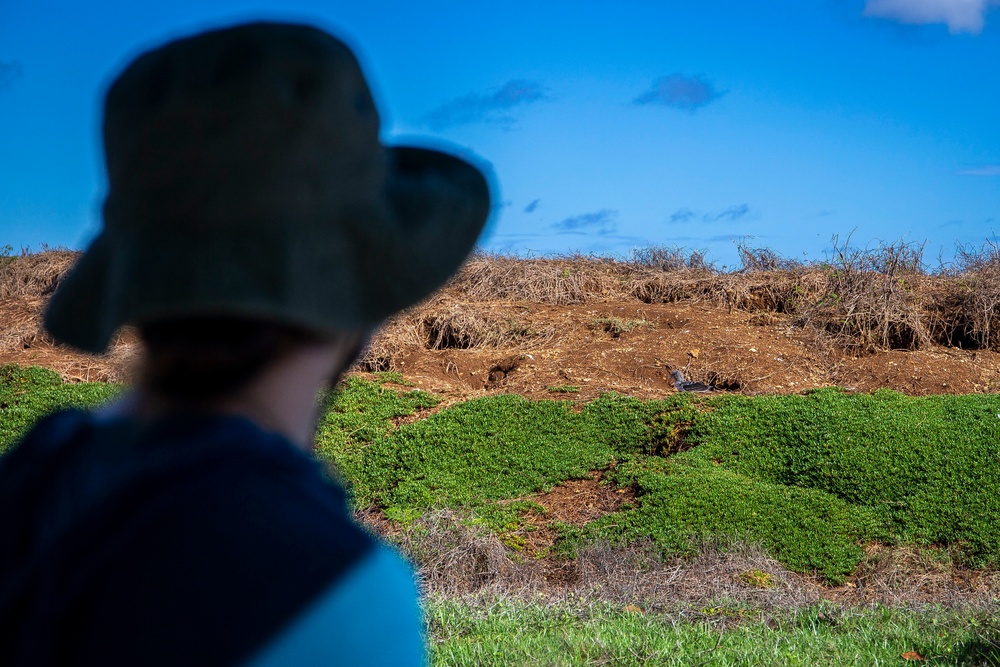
<box><xmin>45</xmin><ymin>21</ymin><xmax>492</xmax><ymax>354</ymax></box>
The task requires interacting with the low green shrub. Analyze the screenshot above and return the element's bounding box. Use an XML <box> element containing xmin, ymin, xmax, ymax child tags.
<box><xmin>320</xmin><ymin>390</ymin><xmax>694</xmax><ymax>511</ymax></box>
<box><xmin>567</xmin><ymin>456</ymin><xmax>876</xmax><ymax>583</ymax></box>
<box><xmin>683</xmin><ymin>388</ymin><xmax>1000</xmax><ymax>568</ymax></box>
<box><xmin>314</xmin><ymin>375</ymin><xmax>440</xmax><ymax>487</ymax></box>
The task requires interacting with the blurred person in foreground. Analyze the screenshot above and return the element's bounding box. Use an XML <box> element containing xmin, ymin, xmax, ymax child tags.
<box><xmin>0</xmin><ymin>21</ymin><xmax>490</xmax><ymax>666</ymax></box>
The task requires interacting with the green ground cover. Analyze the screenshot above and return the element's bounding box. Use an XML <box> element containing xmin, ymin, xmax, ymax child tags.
<box><xmin>3</xmin><ymin>366</ymin><xmax>1000</xmax><ymax>584</ymax></box>
<box><xmin>427</xmin><ymin>599</ymin><xmax>999</xmax><ymax>667</ymax></box>
<box><xmin>0</xmin><ymin>364</ymin><xmax>121</xmax><ymax>451</ymax></box>
<box><xmin>316</xmin><ymin>378</ymin><xmax>1000</xmax><ymax>583</ymax></box>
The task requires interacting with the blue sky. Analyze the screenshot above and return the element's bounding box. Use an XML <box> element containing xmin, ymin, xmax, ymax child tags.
<box><xmin>1</xmin><ymin>1</ymin><xmax>998</xmax><ymax>267</ymax></box>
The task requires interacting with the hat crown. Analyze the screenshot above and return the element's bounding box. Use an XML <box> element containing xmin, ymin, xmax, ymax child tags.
<box><xmin>102</xmin><ymin>22</ymin><xmax>384</xmax><ymax>235</ymax></box>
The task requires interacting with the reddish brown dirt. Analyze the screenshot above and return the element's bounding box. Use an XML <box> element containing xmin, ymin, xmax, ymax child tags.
<box><xmin>3</xmin><ymin>294</ymin><xmax>1000</xmax><ymax>398</ymax></box>
<box><xmin>378</xmin><ymin>300</ymin><xmax>1000</xmax><ymax>402</ymax></box>
<box><xmin>499</xmin><ymin>472</ymin><xmax>637</xmax><ymax>558</ymax></box>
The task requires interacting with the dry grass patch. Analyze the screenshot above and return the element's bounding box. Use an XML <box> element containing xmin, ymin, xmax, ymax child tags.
<box><xmin>449</xmin><ymin>253</ymin><xmax>625</xmax><ymax>304</ymax></box>
<box><xmin>0</xmin><ymin>248</ymin><xmax>78</xmax><ymax>299</ymax></box>
<box><xmin>9</xmin><ymin>244</ymin><xmax>1000</xmax><ymax>360</ymax></box>
<box><xmin>798</xmin><ymin>239</ymin><xmax>932</xmax><ymax>353</ymax></box>
<box><xmin>846</xmin><ymin>544</ymin><xmax>1000</xmax><ymax>608</ymax></box>
<box><xmin>353</xmin><ymin>312</ymin><xmax>425</xmax><ymax>372</ymax></box>
<box><xmin>423</xmin><ymin>304</ymin><xmax>554</xmax><ymax>350</ymax></box>
<box><xmin>0</xmin><ymin>297</ymin><xmax>51</xmax><ymax>353</ymax></box>
<box><xmin>400</xmin><ymin>510</ymin><xmax>1000</xmax><ymax>614</ymax></box>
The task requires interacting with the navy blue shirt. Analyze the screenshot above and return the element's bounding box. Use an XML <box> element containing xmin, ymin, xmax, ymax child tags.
<box><xmin>0</xmin><ymin>409</ymin><xmax>424</xmax><ymax>666</ymax></box>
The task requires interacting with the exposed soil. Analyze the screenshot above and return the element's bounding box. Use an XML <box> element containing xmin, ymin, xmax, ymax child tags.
<box><xmin>7</xmin><ymin>295</ymin><xmax>997</xmax><ymax>399</ymax></box>
<box><xmin>499</xmin><ymin>472</ymin><xmax>637</xmax><ymax>558</ymax></box>
<box><xmin>379</xmin><ymin>299</ymin><xmax>1000</xmax><ymax>402</ymax></box>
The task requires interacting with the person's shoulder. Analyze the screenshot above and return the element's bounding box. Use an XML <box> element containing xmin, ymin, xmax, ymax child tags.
<box><xmin>244</xmin><ymin>545</ymin><xmax>425</xmax><ymax>667</ymax></box>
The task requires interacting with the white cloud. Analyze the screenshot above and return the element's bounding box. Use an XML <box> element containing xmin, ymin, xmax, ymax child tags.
<box><xmin>958</xmin><ymin>165</ymin><xmax>1000</xmax><ymax>176</ymax></box>
<box><xmin>863</xmin><ymin>0</ymin><xmax>1000</xmax><ymax>34</ymax></box>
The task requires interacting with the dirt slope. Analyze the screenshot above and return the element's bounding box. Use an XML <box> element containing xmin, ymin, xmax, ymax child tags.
<box><xmin>2</xmin><ymin>249</ymin><xmax>999</xmax><ymax>397</ymax></box>
<box><xmin>3</xmin><ymin>290</ymin><xmax>1000</xmax><ymax>398</ymax></box>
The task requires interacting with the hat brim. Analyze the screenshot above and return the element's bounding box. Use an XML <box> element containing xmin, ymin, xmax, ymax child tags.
<box><xmin>44</xmin><ymin>144</ymin><xmax>492</xmax><ymax>353</ymax></box>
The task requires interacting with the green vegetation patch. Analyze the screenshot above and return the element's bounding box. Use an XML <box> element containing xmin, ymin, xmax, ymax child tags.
<box><xmin>0</xmin><ymin>364</ymin><xmax>121</xmax><ymax>452</ymax></box>
<box><xmin>546</xmin><ymin>384</ymin><xmax>580</xmax><ymax>393</ymax></box>
<box><xmin>5</xmin><ymin>368</ymin><xmax>1000</xmax><ymax>585</ymax></box>
<box><xmin>315</xmin><ymin>379</ymin><xmax>1000</xmax><ymax>583</ymax></box>
<box><xmin>315</xmin><ymin>375</ymin><xmax>440</xmax><ymax>485</ymax></box>
<box><xmin>568</xmin><ymin>456</ymin><xmax>876</xmax><ymax>583</ymax></box>
<box><xmin>317</xmin><ymin>386</ymin><xmax>694</xmax><ymax>513</ymax></box>
<box><xmin>590</xmin><ymin>316</ymin><xmax>652</xmax><ymax>337</ymax></box>
<box><xmin>427</xmin><ymin>599</ymin><xmax>1000</xmax><ymax>667</ymax></box>
<box><xmin>683</xmin><ymin>388</ymin><xmax>1000</xmax><ymax>569</ymax></box>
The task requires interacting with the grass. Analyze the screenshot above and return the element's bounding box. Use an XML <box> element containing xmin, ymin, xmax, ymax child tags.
<box><xmin>427</xmin><ymin>599</ymin><xmax>1000</xmax><ymax>667</ymax></box>
<box><xmin>0</xmin><ymin>364</ymin><xmax>121</xmax><ymax>452</ymax></box>
<box><xmin>590</xmin><ymin>316</ymin><xmax>652</xmax><ymax>338</ymax></box>
<box><xmin>547</xmin><ymin>385</ymin><xmax>580</xmax><ymax>393</ymax></box>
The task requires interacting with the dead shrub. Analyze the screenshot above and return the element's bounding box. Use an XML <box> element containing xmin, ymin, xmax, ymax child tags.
<box><xmin>736</xmin><ymin>241</ymin><xmax>804</xmax><ymax>273</ymax></box>
<box><xmin>626</xmin><ymin>270</ymin><xmax>691</xmax><ymax>304</ymax></box>
<box><xmin>0</xmin><ymin>248</ymin><xmax>78</xmax><ymax>299</ymax></box>
<box><xmin>0</xmin><ymin>297</ymin><xmax>52</xmax><ymax>353</ymax></box>
<box><xmin>800</xmin><ymin>238</ymin><xmax>931</xmax><ymax>352</ymax></box>
<box><xmin>353</xmin><ymin>313</ymin><xmax>424</xmax><ymax>372</ymax></box>
<box><xmin>698</xmin><ymin>272</ymin><xmax>822</xmax><ymax>314</ymax></box>
<box><xmin>399</xmin><ymin>509</ymin><xmax>545</xmax><ymax>598</ymax></box>
<box><xmin>423</xmin><ymin>304</ymin><xmax>552</xmax><ymax>350</ymax></box>
<box><xmin>450</xmin><ymin>253</ymin><xmax>623</xmax><ymax>304</ymax></box>
<box><xmin>930</xmin><ymin>241</ymin><xmax>1000</xmax><ymax>350</ymax></box>
<box><xmin>629</xmin><ymin>245</ymin><xmax>713</xmax><ymax>273</ymax></box>
<box><xmin>624</xmin><ymin>247</ymin><xmax>716</xmax><ymax>305</ymax></box>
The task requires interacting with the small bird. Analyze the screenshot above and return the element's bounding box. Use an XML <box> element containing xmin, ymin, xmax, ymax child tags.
<box><xmin>671</xmin><ymin>369</ymin><xmax>715</xmax><ymax>393</ymax></box>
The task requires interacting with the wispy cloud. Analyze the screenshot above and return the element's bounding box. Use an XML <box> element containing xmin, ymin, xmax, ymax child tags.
<box><xmin>709</xmin><ymin>204</ymin><xmax>751</xmax><ymax>223</ymax></box>
<box><xmin>862</xmin><ymin>0</ymin><xmax>1000</xmax><ymax>34</ymax></box>
<box><xmin>524</xmin><ymin>199</ymin><xmax>541</xmax><ymax>213</ymax></box>
<box><xmin>0</xmin><ymin>61</ymin><xmax>22</xmax><ymax>92</ymax></box>
<box><xmin>423</xmin><ymin>79</ymin><xmax>548</xmax><ymax>130</ymax></box>
<box><xmin>553</xmin><ymin>209</ymin><xmax>618</xmax><ymax>235</ymax></box>
<box><xmin>669</xmin><ymin>204</ymin><xmax>752</xmax><ymax>225</ymax></box>
<box><xmin>633</xmin><ymin>74</ymin><xmax>726</xmax><ymax>111</ymax></box>
<box><xmin>958</xmin><ymin>164</ymin><xmax>1000</xmax><ymax>176</ymax></box>
<box><xmin>669</xmin><ymin>208</ymin><xmax>697</xmax><ymax>223</ymax></box>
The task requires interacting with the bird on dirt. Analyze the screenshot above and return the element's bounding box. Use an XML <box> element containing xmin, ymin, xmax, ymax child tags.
<box><xmin>670</xmin><ymin>369</ymin><xmax>715</xmax><ymax>393</ymax></box>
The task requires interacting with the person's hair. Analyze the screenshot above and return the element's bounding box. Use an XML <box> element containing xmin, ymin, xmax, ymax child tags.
<box><xmin>138</xmin><ymin>316</ymin><xmax>356</xmax><ymax>401</ymax></box>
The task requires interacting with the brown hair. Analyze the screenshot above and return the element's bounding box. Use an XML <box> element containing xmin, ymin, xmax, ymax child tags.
<box><xmin>138</xmin><ymin>316</ymin><xmax>352</xmax><ymax>401</ymax></box>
